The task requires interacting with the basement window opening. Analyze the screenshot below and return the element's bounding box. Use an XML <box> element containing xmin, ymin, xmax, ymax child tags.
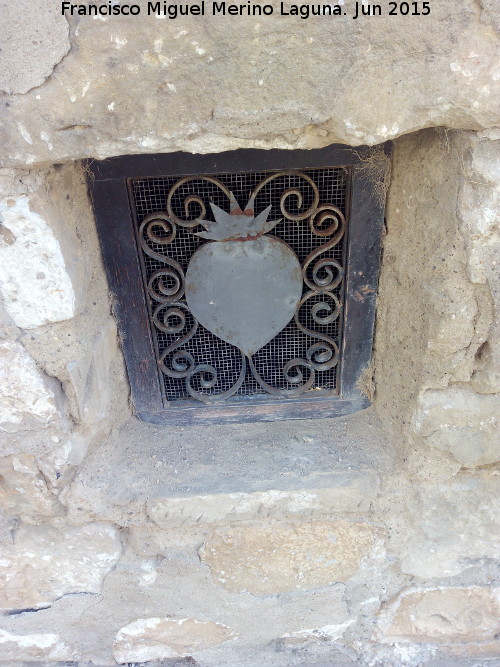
<box><xmin>88</xmin><ymin>145</ymin><xmax>390</xmax><ymax>424</ymax></box>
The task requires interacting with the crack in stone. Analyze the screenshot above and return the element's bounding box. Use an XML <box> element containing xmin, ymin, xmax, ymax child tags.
<box><xmin>5</xmin><ymin>606</ymin><xmax>48</xmax><ymax>616</ymax></box>
<box><xmin>3</xmin><ymin>15</ymin><xmax>72</xmax><ymax>97</ymax></box>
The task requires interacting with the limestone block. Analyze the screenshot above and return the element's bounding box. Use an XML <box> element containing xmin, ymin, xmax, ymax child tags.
<box><xmin>400</xmin><ymin>475</ymin><xmax>500</xmax><ymax>579</ymax></box>
<box><xmin>374</xmin><ymin>130</ymin><xmax>488</xmax><ymax>442</ymax></box>
<box><xmin>420</xmin><ymin>277</ymin><xmax>477</xmax><ymax>363</ymax></box>
<box><xmin>377</xmin><ymin>587</ymin><xmax>500</xmax><ymax>643</ymax></box>
<box><xmin>0</xmin><ymin>0</ymin><xmax>70</xmax><ymax>95</ymax></box>
<box><xmin>0</xmin><ymin>453</ymin><xmax>64</xmax><ymax>519</ymax></box>
<box><xmin>0</xmin><ymin>629</ymin><xmax>77</xmax><ymax>662</ymax></box>
<box><xmin>1</xmin><ymin>3</ymin><xmax>499</xmax><ymax>167</ymax></box>
<box><xmin>37</xmin><ymin>431</ymin><xmax>92</xmax><ymax>489</ymax></box>
<box><xmin>459</xmin><ymin>135</ymin><xmax>500</xmax><ymax>395</ymax></box>
<box><xmin>0</xmin><ymin>195</ymin><xmax>77</xmax><ymax>328</ymax></box>
<box><xmin>472</xmin><ymin>341</ymin><xmax>500</xmax><ymax>395</ymax></box>
<box><xmin>65</xmin><ymin>319</ymin><xmax>121</xmax><ymax>424</ymax></box>
<box><xmin>148</xmin><ymin>470</ymin><xmax>380</xmax><ymax>527</ymax></box>
<box><xmin>458</xmin><ymin>136</ymin><xmax>500</xmax><ymax>286</ymax></box>
<box><xmin>59</xmin><ymin>409</ymin><xmax>387</xmax><ymax>527</ymax></box>
<box><xmin>0</xmin><ymin>297</ymin><xmax>19</xmax><ymax>341</ymax></box>
<box><xmin>0</xmin><ymin>521</ymin><xmax>122</xmax><ymax>611</ymax></box>
<box><xmin>413</xmin><ymin>386</ymin><xmax>499</xmax><ymax>466</ymax></box>
<box><xmin>0</xmin><ymin>340</ymin><xmax>61</xmax><ymax>428</ymax></box>
<box><xmin>448</xmin><ymin>639</ymin><xmax>500</xmax><ymax>659</ymax></box>
<box><xmin>199</xmin><ymin>521</ymin><xmax>382</xmax><ymax>594</ymax></box>
<box><xmin>113</xmin><ymin>617</ymin><xmax>236</xmax><ymax>663</ymax></box>
<box><xmin>0</xmin><ymin>168</ymin><xmax>46</xmax><ymax>198</ymax></box>
<box><xmin>278</xmin><ymin>621</ymin><xmax>355</xmax><ymax>646</ymax></box>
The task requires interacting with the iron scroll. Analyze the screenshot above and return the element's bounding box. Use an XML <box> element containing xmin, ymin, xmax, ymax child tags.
<box><xmin>135</xmin><ymin>170</ymin><xmax>347</xmax><ymax>404</ymax></box>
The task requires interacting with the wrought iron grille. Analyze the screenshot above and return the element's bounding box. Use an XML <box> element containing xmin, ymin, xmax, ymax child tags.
<box><xmin>89</xmin><ymin>145</ymin><xmax>389</xmax><ymax>424</ymax></box>
<box><xmin>128</xmin><ymin>168</ymin><xmax>349</xmax><ymax>404</ymax></box>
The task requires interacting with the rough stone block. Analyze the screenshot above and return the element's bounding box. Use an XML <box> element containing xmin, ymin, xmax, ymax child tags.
<box><xmin>1</xmin><ymin>3</ymin><xmax>499</xmax><ymax>166</ymax></box>
<box><xmin>0</xmin><ymin>0</ymin><xmax>70</xmax><ymax>95</ymax></box>
<box><xmin>148</xmin><ymin>470</ymin><xmax>379</xmax><ymax>527</ymax></box>
<box><xmin>472</xmin><ymin>342</ymin><xmax>500</xmax><ymax>395</ymax></box>
<box><xmin>377</xmin><ymin>587</ymin><xmax>500</xmax><ymax>644</ymax></box>
<box><xmin>374</xmin><ymin>130</ymin><xmax>485</xmax><ymax>443</ymax></box>
<box><xmin>278</xmin><ymin>621</ymin><xmax>355</xmax><ymax>646</ymax></box>
<box><xmin>447</xmin><ymin>639</ymin><xmax>500</xmax><ymax>659</ymax></box>
<box><xmin>0</xmin><ymin>297</ymin><xmax>19</xmax><ymax>341</ymax></box>
<box><xmin>413</xmin><ymin>386</ymin><xmax>499</xmax><ymax>466</ymax></box>
<box><xmin>0</xmin><ymin>454</ymin><xmax>64</xmax><ymax>519</ymax></box>
<box><xmin>37</xmin><ymin>431</ymin><xmax>92</xmax><ymax>490</ymax></box>
<box><xmin>0</xmin><ymin>195</ymin><xmax>78</xmax><ymax>328</ymax></box>
<box><xmin>459</xmin><ymin>135</ymin><xmax>500</xmax><ymax>286</ymax></box>
<box><xmin>460</xmin><ymin>136</ymin><xmax>500</xmax><ymax>396</ymax></box>
<box><xmin>60</xmin><ymin>410</ymin><xmax>388</xmax><ymax>527</ymax></box>
<box><xmin>65</xmin><ymin>318</ymin><xmax>121</xmax><ymax>424</ymax></box>
<box><xmin>113</xmin><ymin>617</ymin><xmax>236</xmax><ymax>663</ymax></box>
<box><xmin>199</xmin><ymin>521</ymin><xmax>383</xmax><ymax>594</ymax></box>
<box><xmin>0</xmin><ymin>521</ymin><xmax>122</xmax><ymax>611</ymax></box>
<box><xmin>400</xmin><ymin>475</ymin><xmax>500</xmax><ymax>579</ymax></box>
<box><xmin>0</xmin><ymin>340</ymin><xmax>62</xmax><ymax>429</ymax></box>
<box><xmin>0</xmin><ymin>629</ymin><xmax>77</xmax><ymax>662</ymax></box>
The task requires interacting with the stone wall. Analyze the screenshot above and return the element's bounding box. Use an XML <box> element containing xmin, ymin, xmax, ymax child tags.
<box><xmin>375</xmin><ymin>128</ymin><xmax>500</xmax><ymax>472</ymax></box>
<box><xmin>0</xmin><ymin>129</ymin><xmax>497</xmax><ymax>666</ymax></box>
<box><xmin>0</xmin><ymin>0</ymin><xmax>499</xmax><ymax>664</ymax></box>
<box><xmin>0</xmin><ymin>163</ymin><xmax>130</xmax><ymax>511</ymax></box>
<box><xmin>1</xmin><ymin>0</ymin><xmax>499</xmax><ymax>167</ymax></box>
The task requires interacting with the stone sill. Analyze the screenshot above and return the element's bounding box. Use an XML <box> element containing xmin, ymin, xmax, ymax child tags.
<box><xmin>61</xmin><ymin>407</ymin><xmax>394</xmax><ymax>528</ymax></box>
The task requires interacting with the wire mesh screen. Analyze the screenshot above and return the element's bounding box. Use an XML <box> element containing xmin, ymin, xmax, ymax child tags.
<box><xmin>129</xmin><ymin>167</ymin><xmax>350</xmax><ymax>403</ymax></box>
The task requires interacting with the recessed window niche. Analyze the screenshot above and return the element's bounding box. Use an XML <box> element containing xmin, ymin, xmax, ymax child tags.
<box><xmin>88</xmin><ymin>145</ymin><xmax>390</xmax><ymax>424</ymax></box>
